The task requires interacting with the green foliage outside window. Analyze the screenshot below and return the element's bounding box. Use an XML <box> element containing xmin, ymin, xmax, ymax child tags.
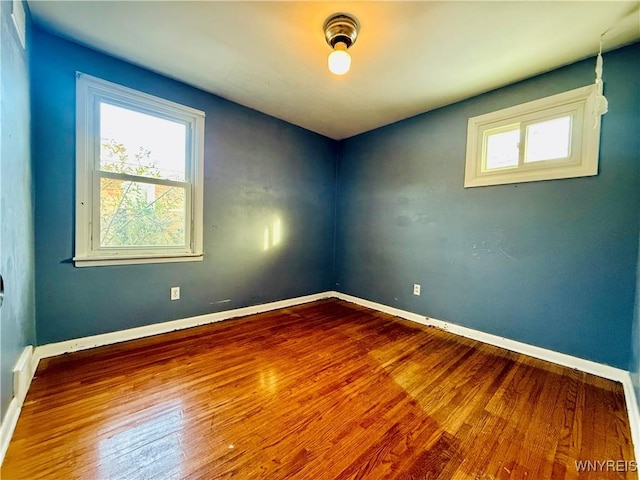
<box><xmin>99</xmin><ymin>140</ymin><xmax>186</xmax><ymax>248</ymax></box>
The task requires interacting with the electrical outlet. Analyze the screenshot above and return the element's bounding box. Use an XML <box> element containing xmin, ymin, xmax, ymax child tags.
<box><xmin>170</xmin><ymin>287</ymin><xmax>180</xmax><ymax>301</ymax></box>
<box><xmin>413</xmin><ymin>284</ymin><xmax>421</xmax><ymax>296</ymax></box>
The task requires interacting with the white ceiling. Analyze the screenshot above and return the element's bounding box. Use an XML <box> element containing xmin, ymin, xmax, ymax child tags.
<box><xmin>28</xmin><ymin>1</ymin><xmax>640</xmax><ymax>140</ymax></box>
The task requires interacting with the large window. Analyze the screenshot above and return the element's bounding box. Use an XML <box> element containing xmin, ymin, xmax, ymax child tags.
<box><xmin>75</xmin><ymin>73</ymin><xmax>205</xmax><ymax>267</ymax></box>
<box><xmin>464</xmin><ymin>85</ymin><xmax>602</xmax><ymax>188</ymax></box>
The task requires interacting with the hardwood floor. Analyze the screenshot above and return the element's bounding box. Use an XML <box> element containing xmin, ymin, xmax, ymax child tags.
<box><xmin>2</xmin><ymin>299</ymin><xmax>636</xmax><ymax>479</ymax></box>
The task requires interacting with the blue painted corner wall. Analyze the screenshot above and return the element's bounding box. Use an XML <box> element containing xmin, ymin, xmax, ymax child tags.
<box><xmin>0</xmin><ymin>1</ymin><xmax>36</xmax><ymax>422</ymax></box>
<box><xmin>29</xmin><ymin>25</ymin><xmax>639</xmax><ymax>375</ymax></box>
<box><xmin>31</xmin><ymin>29</ymin><xmax>337</xmax><ymax>345</ymax></box>
<box><xmin>335</xmin><ymin>44</ymin><xmax>640</xmax><ymax>370</ymax></box>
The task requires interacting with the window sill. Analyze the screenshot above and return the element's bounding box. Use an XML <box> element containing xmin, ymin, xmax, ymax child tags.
<box><xmin>464</xmin><ymin>162</ymin><xmax>597</xmax><ymax>188</ymax></box>
<box><xmin>73</xmin><ymin>253</ymin><xmax>204</xmax><ymax>268</ymax></box>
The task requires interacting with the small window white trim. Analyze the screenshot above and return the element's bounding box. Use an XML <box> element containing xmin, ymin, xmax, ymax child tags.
<box><xmin>74</xmin><ymin>73</ymin><xmax>205</xmax><ymax>267</ymax></box>
<box><xmin>464</xmin><ymin>85</ymin><xmax>602</xmax><ymax>188</ymax></box>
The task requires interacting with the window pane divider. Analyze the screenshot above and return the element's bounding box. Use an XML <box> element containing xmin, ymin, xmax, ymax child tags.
<box><xmin>518</xmin><ymin>124</ymin><xmax>526</xmax><ymax>168</ymax></box>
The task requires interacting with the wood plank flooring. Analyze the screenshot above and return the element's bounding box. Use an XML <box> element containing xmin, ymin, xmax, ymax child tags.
<box><xmin>1</xmin><ymin>299</ymin><xmax>636</xmax><ymax>479</ymax></box>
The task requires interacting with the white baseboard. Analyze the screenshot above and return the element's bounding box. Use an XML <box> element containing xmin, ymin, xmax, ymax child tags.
<box><xmin>621</xmin><ymin>374</ymin><xmax>640</xmax><ymax>463</ymax></box>
<box><xmin>0</xmin><ymin>398</ymin><xmax>20</xmax><ymax>467</ymax></box>
<box><xmin>0</xmin><ymin>346</ymin><xmax>36</xmax><ymax>466</ymax></box>
<box><xmin>34</xmin><ymin>291</ymin><xmax>333</xmax><ymax>363</ymax></box>
<box><xmin>333</xmin><ymin>292</ymin><xmax>628</xmax><ymax>381</ymax></box>
<box><xmin>333</xmin><ymin>292</ymin><xmax>639</xmax><ymax>461</ymax></box>
<box><xmin>6</xmin><ymin>291</ymin><xmax>638</xmax><ymax>466</ymax></box>
<box><xmin>3</xmin><ymin>293</ymin><xmax>332</xmax><ymax>467</ymax></box>
<box><xmin>13</xmin><ymin>346</ymin><xmax>35</xmax><ymax>407</ymax></box>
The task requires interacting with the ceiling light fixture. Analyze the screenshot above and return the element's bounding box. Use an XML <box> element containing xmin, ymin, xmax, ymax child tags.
<box><xmin>323</xmin><ymin>13</ymin><xmax>359</xmax><ymax>76</ymax></box>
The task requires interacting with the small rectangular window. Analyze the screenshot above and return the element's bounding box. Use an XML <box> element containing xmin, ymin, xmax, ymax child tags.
<box><xmin>465</xmin><ymin>85</ymin><xmax>602</xmax><ymax>188</ymax></box>
<box><xmin>75</xmin><ymin>73</ymin><xmax>205</xmax><ymax>267</ymax></box>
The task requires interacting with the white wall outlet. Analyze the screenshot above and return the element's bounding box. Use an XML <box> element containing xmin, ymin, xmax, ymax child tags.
<box><xmin>170</xmin><ymin>287</ymin><xmax>180</xmax><ymax>300</ymax></box>
<box><xmin>413</xmin><ymin>284</ymin><xmax>421</xmax><ymax>296</ymax></box>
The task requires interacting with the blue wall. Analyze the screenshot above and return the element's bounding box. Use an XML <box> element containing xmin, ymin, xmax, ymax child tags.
<box><xmin>29</xmin><ymin>26</ymin><xmax>640</xmax><ymax>373</ymax></box>
<box><xmin>32</xmin><ymin>29</ymin><xmax>336</xmax><ymax>345</ymax></box>
<box><xmin>335</xmin><ymin>44</ymin><xmax>640</xmax><ymax>369</ymax></box>
<box><xmin>0</xmin><ymin>1</ymin><xmax>36</xmax><ymax>421</ymax></box>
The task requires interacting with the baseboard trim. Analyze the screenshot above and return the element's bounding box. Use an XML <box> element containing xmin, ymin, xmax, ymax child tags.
<box><xmin>32</xmin><ymin>290</ymin><xmax>630</xmax><ymax>383</ymax></box>
<box><xmin>621</xmin><ymin>374</ymin><xmax>640</xmax><ymax>463</ymax></box>
<box><xmin>0</xmin><ymin>398</ymin><xmax>20</xmax><ymax>467</ymax></box>
<box><xmin>13</xmin><ymin>346</ymin><xmax>35</xmax><ymax>407</ymax></box>
<box><xmin>0</xmin><ymin>346</ymin><xmax>36</xmax><ymax>466</ymax></box>
<box><xmin>34</xmin><ymin>291</ymin><xmax>333</xmax><ymax>363</ymax></box>
<box><xmin>334</xmin><ymin>292</ymin><xmax>639</xmax><ymax>459</ymax></box>
<box><xmin>333</xmin><ymin>292</ymin><xmax>629</xmax><ymax>382</ymax></box>
<box><xmin>3</xmin><ymin>294</ymin><xmax>331</xmax><ymax>467</ymax></box>
<box><xmin>8</xmin><ymin>290</ymin><xmax>638</xmax><ymax>465</ymax></box>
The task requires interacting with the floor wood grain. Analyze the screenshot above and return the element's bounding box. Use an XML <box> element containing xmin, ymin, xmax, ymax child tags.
<box><xmin>1</xmin><ymin>299</ymin><xmax>636</xmax><ymax>479</ymax></box>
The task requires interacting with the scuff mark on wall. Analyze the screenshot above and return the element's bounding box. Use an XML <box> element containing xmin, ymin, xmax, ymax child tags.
<box><xmin>471</xmin><ymin>230</ymin><xmax>518</xmax><ymax>263</ymax></box>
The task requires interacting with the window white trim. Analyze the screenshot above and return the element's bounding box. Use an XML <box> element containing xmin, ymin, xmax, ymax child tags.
<box><xmin>464</xmin><ymin>85</ymin><xmax>602</xmax><ymax>188</ymax></box>
<box><xmin>74</xmin><ymin>73</ymin><xmax>205</xmax><ymax>267</ymax></box>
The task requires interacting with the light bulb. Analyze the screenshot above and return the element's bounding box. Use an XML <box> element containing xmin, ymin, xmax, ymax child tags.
<box><xmin>328</xmin><ymin>42</ymin><xmax>351</xmax><ymax>75</ymax></box>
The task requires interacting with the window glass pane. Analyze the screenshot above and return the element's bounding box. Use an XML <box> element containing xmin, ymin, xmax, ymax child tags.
<box><xmin>100</xmin><ymin>102</ymin><xmax>187</xmax><ymax>181</ymax></box>
<box><xmin>525</xmin><ymin>116</ymin><xmax>571</xmax><ymax>163</ymax></box>
<box><xmin>100</xmin><ymin>177</ymin><xmax>186</xmax><ymax>248</ymax></box>
<box><xmin>485</xmin><ymin>128</ymin><xmax>520</xmax><ymax>170</ymax></box>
